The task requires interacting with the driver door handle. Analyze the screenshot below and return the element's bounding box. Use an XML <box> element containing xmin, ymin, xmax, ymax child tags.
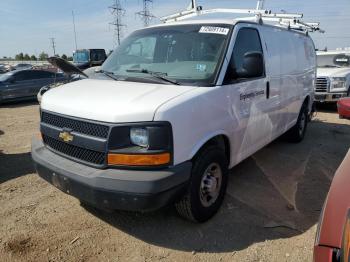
<box><xmin>266</xmin><ymin>81</ymin><xmax>270</xmax><ymax>99</ymax></box>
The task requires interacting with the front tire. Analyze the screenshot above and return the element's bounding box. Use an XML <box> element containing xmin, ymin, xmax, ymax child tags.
<box><xmin>286</xmin><ymin>102</ymin><xmax>308</xmax><ymax>143</ymax></box>
<box><xmin>175</xmin><ymin>146</ymin><xmax>228</xmax><ymax>223</ymax></box>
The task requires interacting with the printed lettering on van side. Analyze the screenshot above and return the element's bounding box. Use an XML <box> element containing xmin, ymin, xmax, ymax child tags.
<box><xmin>240</xmin><ymin>90</ymin><xmax>265</xmax><ymax>101</ymax></box>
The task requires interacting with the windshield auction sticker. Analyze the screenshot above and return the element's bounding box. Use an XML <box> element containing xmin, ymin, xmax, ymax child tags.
<box><xmin>199</xmin><ymin>26</ymin><xmax>229</xmax><ymax>35</ymax></box>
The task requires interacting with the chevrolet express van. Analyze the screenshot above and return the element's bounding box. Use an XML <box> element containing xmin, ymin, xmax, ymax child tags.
<box><xmin>32</xmin><ymin>18</ymin><xmax>316</xmax><ymax>222</ymax></box>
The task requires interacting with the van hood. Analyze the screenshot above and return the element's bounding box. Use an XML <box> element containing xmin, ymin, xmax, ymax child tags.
<box><xmin>41</xmin><ymin>79</ymin><xmax>198</xmax><ymax>123</ymax></box>
<box><xmin>47</xmin><ymin>56</ymin><xmax>88</xmax><ymax>77</ymax></box>
<box><xmin>317</xmin><ymin>67</ymin><xmax>350</xmax><ymax>78</ymax></box>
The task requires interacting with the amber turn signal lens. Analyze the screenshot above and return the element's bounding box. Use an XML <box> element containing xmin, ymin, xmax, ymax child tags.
<box><xmin>107</xmin><ymin>153</ymin><xmax>170</xmax><ymax>166</ymax></box>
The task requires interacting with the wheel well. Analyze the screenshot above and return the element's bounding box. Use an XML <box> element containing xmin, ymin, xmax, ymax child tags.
<box><xmin>304</xmin><ymin>95</ymin><xmax>310</xmax><ymax>108</ymax></box>
<box><xmin>193</xmin><ymin>135</ymin><xmax>230</xmax><ymax>163</ymax></box>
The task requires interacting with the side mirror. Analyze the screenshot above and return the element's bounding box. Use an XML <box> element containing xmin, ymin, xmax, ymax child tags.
<box><xmin>236</xmin><ymin>52</ymin><xmax>264</xmax><ymax>79</ymax></box>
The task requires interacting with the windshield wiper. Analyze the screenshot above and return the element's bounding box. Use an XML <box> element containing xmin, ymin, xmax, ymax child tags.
<box><xmin>95</xmin><ymin>69</ymin><xmax>120</xmax><ymax>81</ymax></box>
<box><xmin>126</xmin><ymin>69</ymin><xmax>180</xmax><ymax>85</ymax></box>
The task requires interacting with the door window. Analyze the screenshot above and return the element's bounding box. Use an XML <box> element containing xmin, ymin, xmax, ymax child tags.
<box><xmin>33</xmin><ymin>71</ymin><xmax>55</xmax><ymax>79</ymax></box>
<box><xmin>91</xmin><ymin>50</ymin><xmax>106</xmax><ymax>62</ymax></box>
<box><xmin>13</xmin><ymin>71</ymin><xmax>33</xmax><ymax>81</ymax></box>
<box><xmin>224</xmin><ymin>27</ymin><xmax>264</xmax><ymax>83</ymax></box>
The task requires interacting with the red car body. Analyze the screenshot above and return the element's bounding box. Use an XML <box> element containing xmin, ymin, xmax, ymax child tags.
<box><xmin>314</xmin><ymin>150</ymin><xmax>350</xmax><ymax>262</ymax></box>
<box><xmin>337</xmin><ymin>98</ymin><xmax>350</xmax><ymax>119</ymax></box>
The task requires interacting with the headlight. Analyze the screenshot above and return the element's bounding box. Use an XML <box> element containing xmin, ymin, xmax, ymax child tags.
<box><xmin>107</xmin><ymin>123</ymin><xmax>173</xmax><ymax>167</ymax></box>
<box><xmin>130</xmin><ymin>127</ymin><xmax>149</xmax><ymax>148</ymax></box>
<box><xmin>331</xmin><ymin>77</ymin><xmax>346</xmax><ymax>89</ymax></box>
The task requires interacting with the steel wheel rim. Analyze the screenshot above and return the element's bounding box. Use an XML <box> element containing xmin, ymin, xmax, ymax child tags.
<box><xmin>199</xmin><ymin>162</ymin><xmax>222</xmax><ymax>207</ymax></box>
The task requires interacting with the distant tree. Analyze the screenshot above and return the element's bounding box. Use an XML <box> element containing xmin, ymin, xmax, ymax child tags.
<box><xmin>67</xmin><ymin>56</ymin><xmax>73</xmax><ymax>61</ymax></box>
<box><xmin>23</xmin><ymin>54</ymin><xmax>30</xmax><ymax>60</ymax></box>
<box><xmin>30</xmin><ymin>55</ymin><xmax>37</xmax><ymax>61</ymax></box>
<box><xmin>61</xmin><ymin>54</ymin><xmax>68</xmax><ymax>60</ymax></box>
<box><xmin>39</xmin><ymin>52</ymin><xmax>49</xmax><ymax>61</ymax></box>
<box><xmin>15</xmin><ymin>52</ymin><xmax>24</xmax><ymax>60</ymax></box>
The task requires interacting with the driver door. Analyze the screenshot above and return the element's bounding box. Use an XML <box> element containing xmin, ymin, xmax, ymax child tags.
<box><xmin>223</xmin><ymin>25</ymin><xmax>273</xmax><ymax>162</ymax></box>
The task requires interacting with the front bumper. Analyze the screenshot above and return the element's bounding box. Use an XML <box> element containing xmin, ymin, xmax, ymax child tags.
<box><xmin>315</xmin><ymin>93</ymin><xmax>347</xmax><ymax>102</ymax></box>
<box><xmin>31</xmin><ymin>138</ymin><xmax>191</xmax><ymax>211</ymax></box>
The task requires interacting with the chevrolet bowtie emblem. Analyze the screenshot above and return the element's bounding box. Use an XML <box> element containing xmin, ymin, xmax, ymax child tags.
<box><xmin>59</xmin><ymin>131</ymin><xmax>74</xmax><ymax>143</ymax></box>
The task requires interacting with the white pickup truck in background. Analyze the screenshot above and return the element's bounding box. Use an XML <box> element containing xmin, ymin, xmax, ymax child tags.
<box><xmin>316</xmin><ymin>50</ymin><xmax>350</xmax><ymax>102</ymax></box>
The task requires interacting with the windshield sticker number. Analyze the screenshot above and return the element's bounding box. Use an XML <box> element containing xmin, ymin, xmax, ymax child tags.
<box><xmin>199</xmin><ymin>26</ymin><xmax>229</xmax><ymax>35</ymax></box>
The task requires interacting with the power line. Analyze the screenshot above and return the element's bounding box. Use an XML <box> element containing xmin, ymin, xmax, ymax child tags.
<box><xmin>109</xmin><ymin>0</ymin><xmax>126</xmax><ymax>47</ymax></box>
<box><xmin>136</xmin><ymin>0</ymin><xmax>156</xmax><ymax>27</ymax></box>
<box><xmin>49</xmin><ymin>37</ymin><xmax>56</xmax><ymax>56</ymax></box>
<box><xmin>72</xmin><ymin>11</ymin><xmax>78</xmax><ymax>50</ymax></box>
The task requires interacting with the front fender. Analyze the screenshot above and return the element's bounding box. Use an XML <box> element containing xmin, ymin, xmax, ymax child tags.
<box><xmin>189</xmin><ymin>130</ymin><xmax>231</xmax><ymax>160</ymax></box>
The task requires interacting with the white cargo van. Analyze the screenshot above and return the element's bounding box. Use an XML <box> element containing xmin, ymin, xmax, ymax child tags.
<box><xmin>32</xmin><ymin>4</ymin><xmax>317</xmax><ymax>222</ymax></box>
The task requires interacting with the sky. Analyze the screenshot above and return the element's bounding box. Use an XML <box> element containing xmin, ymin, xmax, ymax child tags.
<box><xmin>0</xmin><ymin>0</ymin><xmax>349</xmax><ymax>58</ymax></box>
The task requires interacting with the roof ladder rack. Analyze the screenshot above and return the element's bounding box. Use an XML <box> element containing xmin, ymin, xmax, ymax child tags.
<box><xmin>160</xmin><ymin>0</ymin><xmax>324</xmax><ymax>34</ymax></box>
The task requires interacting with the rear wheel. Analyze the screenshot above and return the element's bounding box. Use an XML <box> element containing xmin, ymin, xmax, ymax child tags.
<box><xmin>175</xmin><ymin>146</ymin><xmax>228</xmax><ymax>223</ymax></box>
<box><xmin>285</xmin><ymin>102</ymin><xmax>309</xmax><ymax>143</ymax></box>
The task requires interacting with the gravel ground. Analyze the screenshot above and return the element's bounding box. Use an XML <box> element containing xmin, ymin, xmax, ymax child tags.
<box><xmin>0</xmin><ymin>102</ymin><xmax>349</xmax><ymax>262</ymax></box>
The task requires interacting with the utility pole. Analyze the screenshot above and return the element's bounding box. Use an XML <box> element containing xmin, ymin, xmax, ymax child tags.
<box><xmin>256</xmin><ymin>0</ymin><xmax>265</xmax><ymax>10</ymax></box>
<box><xmin>136</xmin><ymin>0</ymin><xmax>155</xmax><ymax>27</ymax></box>
<box><xmin>72</xmin><ymin>11</ymin><xmax>78</xmax><ymax>50</ymax></box>
<box><xmin>49</xmin><ymin>37</ymin><xmax>56</xmax><ymax>56</ymax></box>
<box><xmin>109</xmin><ymin>0</ymin><xmax>126</xmax><ymax>47</ymax></box>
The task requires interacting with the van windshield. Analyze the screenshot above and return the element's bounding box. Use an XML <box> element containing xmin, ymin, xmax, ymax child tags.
<box><xmin>317</xmin><ymin>54</ymin><xmax>350</xmax><ymax>68</ymax></box>
<box><xmin>102</xmin><ymin>24</ymin><xmax>232</xmax><ymax>86</ymax></box>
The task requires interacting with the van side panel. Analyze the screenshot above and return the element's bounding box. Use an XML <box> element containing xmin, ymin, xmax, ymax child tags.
<box><xmin>261</xmin><ymin>26</ymin><xmax>316</xmax><ymax>132</ymax></box>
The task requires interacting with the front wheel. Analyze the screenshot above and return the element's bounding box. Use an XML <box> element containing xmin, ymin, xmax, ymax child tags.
<box><xmin>285</xmin><ymin>103</ymin><xmax>308</xmax><ymax>143</ymax></box>
<box><xmin>175</xmin><ymin>146</ymin><xmax>228</xmax><ymax>223</ymax></box>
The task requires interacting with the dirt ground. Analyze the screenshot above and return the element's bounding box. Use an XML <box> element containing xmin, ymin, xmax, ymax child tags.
<box><xmin>1</xmin><ymin>102</ymin><xmax>349</xmax><ymax>262</ymax></box>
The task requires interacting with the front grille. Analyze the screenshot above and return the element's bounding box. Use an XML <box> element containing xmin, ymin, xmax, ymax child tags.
<box><xmin>43</xmin><ymin>135</ymin><xmax>106</xmax><ymax>166</ymax></box>
<box><xmin>41</xmin><ymin>112</ymin><xmax>109</xmax><ymax>138</ymax></box>
<box><xmin>316</xmin><ymin>77</ymin><xmax>329</xmax><ymax>93</ymax></box>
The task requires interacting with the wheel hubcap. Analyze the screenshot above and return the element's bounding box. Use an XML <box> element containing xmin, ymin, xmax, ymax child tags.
<box><xmin>199</xmin><ymin>163</ymin><xmax>222</xmax><ymax>207</ymax></box>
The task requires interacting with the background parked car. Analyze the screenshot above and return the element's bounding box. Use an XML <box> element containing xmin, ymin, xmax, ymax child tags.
<box><xmin>315</xmin><ymin>50</ymin><xmax>350</xmax><ymax>102</ymax></box>
<box><xmin>13</xmin><ymin>63</ymin><xmax>33</xmax><ymax>71</ymax></box>
<box><xmin>314</xmin><ymin>149</ymin><xmax>350</xmax><ymax>262</ymax></box>
<box><xmin>0</xmin><ymin>70</ymin><xmax>67</xmax><ymax>103</ymax></box>
<box><xmin>0</xmin><ymin>64</ymin><xmax>7</xmax><ymax>74</ymax></box>
<box><xmin>73</xmin><ymin>49</ymin><xmax>107</xmax><ymax>70</ymax></box>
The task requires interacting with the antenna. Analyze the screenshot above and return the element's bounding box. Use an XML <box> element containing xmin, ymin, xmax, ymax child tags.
<box><xmin>161</xmin><ymin>0</ymin><xmax>323</xmax><ymax>33</ymax></box>
<box><xmin>109</xmin><ymin>0</ymin><xmax>126</xmax><ymax>47</ymax></box>
<box><xmin>49</xmin><ymin>38</ymin><xmax>56</xmax><ymax>56</ymax></box>
<box><xmin>136</xmin><ymin>0</ymin><xmax>156</xmax><ymax>27</ymax></box>
<box><xmin>72</xmin><ymin>11</ymin><xmax>78</xmax><ymax>50</ymax></box>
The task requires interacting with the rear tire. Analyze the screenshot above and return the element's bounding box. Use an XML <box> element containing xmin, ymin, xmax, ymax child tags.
<box><xmin>285</xmin><ymin>102</ymin><xmax>308</xmax><ymax>143</ymax></box>
<box><xmin>175</xmin><ymin>146</ymin><xmax>228</xmax><ymax>223</ymax></box>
